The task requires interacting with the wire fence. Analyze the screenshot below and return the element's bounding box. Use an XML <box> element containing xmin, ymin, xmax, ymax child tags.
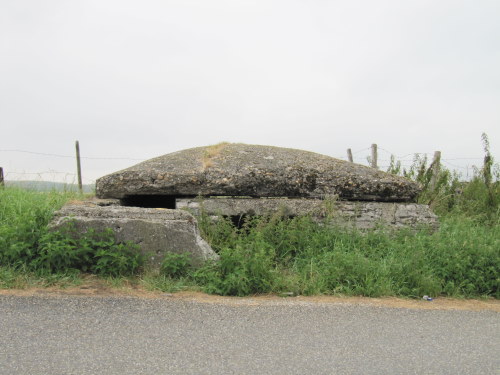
<box><xmin>0</xmin><ymin>147</ymin><xmax>147</xmax><ymax>186</ymax></box>
<box><xmin>0</xmin><ymin>145</ymin><xmax>491</xmax><ymax>187</ymax></box>
<box><xmin>333</xmin><ymin>147</ymin><xmax>484</xmax><ymax>177</ymax></box>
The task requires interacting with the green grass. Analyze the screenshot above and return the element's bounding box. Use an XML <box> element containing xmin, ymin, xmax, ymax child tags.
<box><xmin>0</xmin><ymin>188</ymin><xmax>73</xmax><ymax>267</ymax></box>
<box><xmin>1</xmin><ymin>135</ymin><xmax>498</xmax><ymax>299</ymax></box>
<box><xmin>387</xmin><ymin>133</ymin><xmax>499</xmax><ymax>225</ymax></box>
<box><xmin>0</xmin><ymin>188</ymin><xmax>143</xmax><ymax>278</ymax></box>
<box><xmin>0</xmin><ymin>265</ymin><xmax>84</xmax><ymax>289</ymax></box>
<box><xmin>192</xmin><ymin>213</ymin><xmax>498</xmax><ymax>298</ymax></box>
<box><xmin>0</xmin><ymin>187</ymin><xmax>498</xmax><ymax>299</ymax></box>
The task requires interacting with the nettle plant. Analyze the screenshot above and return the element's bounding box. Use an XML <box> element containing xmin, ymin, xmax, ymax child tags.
<box><xmin>0</xmin><ymin>218</ymin><xmax>144</xmax><ymax>277</ymax></box>
<box><xmin>35</xmin><ymin>223</ymin><xmax>144</xmax><ymax>276</ymax></box>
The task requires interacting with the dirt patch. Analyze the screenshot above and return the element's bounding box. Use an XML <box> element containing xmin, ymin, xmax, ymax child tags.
<box><xmin>167</xmin><ymin>292</ymin><xmax>500</xmax><ymax>312</ymax></box>
<box><xmin>0</xmin><ymin>278</ymin><xmax>498</xmax><ymax>312</ymax></box>
<box><xmin>202</xmin><ymin>142</ymin><xmax>229</xmax><ymax>169</ymax></box>
<box><xmin>0</xmin><ymin>275</ymin><xmax>159</xmax><ymax>299</ymax></box>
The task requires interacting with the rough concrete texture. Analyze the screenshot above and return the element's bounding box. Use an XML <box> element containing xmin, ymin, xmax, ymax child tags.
<box><xmin>49</xmin><ymin>203</ymin><xmax>217</xmax><ymax>266</ymax></box>
<box><xmin>176</xmin><ymin>197</ymin><xmax>439</xmax><ymax>231</ymax></box>
<box><xmin>96</xmin><ymin>143</ymin><xmax>420</xmax><ymax>202</ymax></box>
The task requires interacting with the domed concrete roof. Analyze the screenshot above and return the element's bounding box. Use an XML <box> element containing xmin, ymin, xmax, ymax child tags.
<box><xmin>96</xmin><ymin>143</ymin><xmax>420</xmax><ymax>202</ymax></box>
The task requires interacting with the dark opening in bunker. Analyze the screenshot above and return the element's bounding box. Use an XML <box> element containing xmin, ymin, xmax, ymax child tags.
<box><xmin>230</xmin><ymin>214</ymin><xmax>248</xmax><ymax>229</ymax></box>
<box><xmin>120</xmin><ymin>195</ymin><xmax>177</xmax><ymax>209</ymax></box>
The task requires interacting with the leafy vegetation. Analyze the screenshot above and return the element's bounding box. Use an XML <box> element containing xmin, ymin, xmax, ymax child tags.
<box><xmin>189</xmin><ymin>134</ymin><xmax>498</xmax><ymax>297</ymax></box>
<box><xmin>0</xmin><ymin>189</ymin><xmax>142</xmax><ymax>277</ymax></box>
<box><xmin>0</xmin><ymin>134</ymin><xmax>498</xmax><ymax>298</ymax></box>
<box><xmin>160</xmin><ymin>252</ymin><xmax>193</xmax><ymax>278</ymax></box>
<box><xmin>386</xmin><ymin>133</ymin><xmax>499</xmax><ymax>224</ymax></box>
<box><xmin>192</xmin><ymin>213</ymin><xmax>498</xmax><ymax>298</ymax></box>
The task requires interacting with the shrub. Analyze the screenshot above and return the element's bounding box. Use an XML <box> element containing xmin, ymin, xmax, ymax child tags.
<box><xmin>33</xmin><ymin>226</ymin><xmax>143</xmax><ymax>277</ymax></box>
<box><xmin>160</xmin><ymin>253</ymin><xmax>193</xmax><ymax>278</ymax></box>
<box><xmin>193</xmin><ymin>242</ymin><xmax>277</xmax><ymax>296</ymax></box>
<box><xmin>196</xmin><ymin>213</ymin><xmax>499</xmax><ymax>298</ymax></box>
<box><xmin>0</xmin><ymin>188</ymin><xmax>72</xmax><ymax>267</ymax></box>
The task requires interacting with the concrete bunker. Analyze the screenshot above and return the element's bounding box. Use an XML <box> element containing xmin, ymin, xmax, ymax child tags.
<box><xmin>95</xmin><ymin>143</ymin><xmax>437</xmax><ymax>230</ymax></box>
<box><xmin>97</xmin><ymin>143</ymin><xmax>422</xmax><ymax>203</ymax></box>
<box><xmin>51</xmin><ymin>143</ymin><xmax>438</xmax><ymax>267</ymax></box>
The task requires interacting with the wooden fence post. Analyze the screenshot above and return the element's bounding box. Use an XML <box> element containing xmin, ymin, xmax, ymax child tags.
<box><xmin>429</xmin><ymin>151</ymin><xmax>441</xmax><ymax>191</ymax></box>
<box><xmin>75</xmin><ymin>141</ymin><xmax>83</xmax><ymax>194</ymax></box>
<box><xmin>370</xmin><ymin>144</ymin><xmax>378</xmax><ymax>169</ymax></box>
<box><xmin>0</xmin><ymin>167</ymin><xmax>4</xmax><ymax>188</ymax></box>
<box><xmin>347</xmin><ymin>148</ymin><xmax>353</xmax><ymax>163</ymax></box>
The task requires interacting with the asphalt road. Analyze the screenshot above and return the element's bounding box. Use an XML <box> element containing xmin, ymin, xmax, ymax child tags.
<box><xmin>0</xmin><ymin>295</ymin><xmax>498</xmax><ymax>375</ymax></box>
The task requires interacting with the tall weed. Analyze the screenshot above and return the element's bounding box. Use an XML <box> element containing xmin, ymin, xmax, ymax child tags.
<box><xmin>196</xmin><ymin>213</ymin><xmax>498</xmax><ymax>298</ymax></box>
<box><xmin>0</xmin><ymin>188</ymin><xmax>143</xmax><ymax>276</ymax></box>
<box><xmin>0</xmin><ymin>188</ymin><xmax>72</xmax><ymax>266</ymax></box>
<box><xmin>387</xmin><ymin>133</ymin><xmax>499</xmax><ymax>224</ymax></box>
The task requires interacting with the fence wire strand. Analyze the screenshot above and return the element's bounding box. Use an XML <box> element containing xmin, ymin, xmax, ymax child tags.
<box><xmin>0</xmin><ymin>145</ymin><xmax>494</xmax><ymax>184</ymax></box>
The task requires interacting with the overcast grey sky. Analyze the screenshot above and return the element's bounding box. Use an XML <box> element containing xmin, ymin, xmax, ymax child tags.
<box><xmin>1</xmin><ymin>0</ymin><xmax>499</xmax><ymax>184</ymax></box>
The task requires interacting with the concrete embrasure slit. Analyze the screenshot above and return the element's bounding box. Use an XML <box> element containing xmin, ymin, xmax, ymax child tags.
<box><xmin>120</xmin><ymin>195</ymin><xmax>177</xmax><ymax>209</ymax></box>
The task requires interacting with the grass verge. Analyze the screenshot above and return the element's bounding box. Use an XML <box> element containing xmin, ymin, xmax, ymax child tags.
<box><xmin>1</xmin><ymin>145</ymin><xmax>498</xmax><ymax>301</ymax></box>
<box><xmin>192</xmin><ymin>213</ymin><xmax>498</xmax><ymax>298</ymax></box>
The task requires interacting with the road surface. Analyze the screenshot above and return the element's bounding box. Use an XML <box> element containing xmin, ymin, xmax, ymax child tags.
<box><xmin>0</xmin><ymin>293</ymin><xmax>498</xmax><ymax>374</ymax></box>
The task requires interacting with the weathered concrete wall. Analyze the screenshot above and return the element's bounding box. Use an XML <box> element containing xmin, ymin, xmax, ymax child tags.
<box><xmin>49</xmin><ymin>202</ymin><xmax>218</xmax><ymax>266</ymax></box>
<box><xmin>176</xmin><ymin>197</ymin><xmax>439</xmax><ymax>231</ymax></box>
<box><xmin>96</xmin><ymin>143</ymin><xmax>420</xmax><ymax>201</ymax></box>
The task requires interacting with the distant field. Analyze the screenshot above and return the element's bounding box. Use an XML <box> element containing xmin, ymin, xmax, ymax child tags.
<box><xmin>5</xmin><ymin>180</ymin><xmax>94</xmax><ymax>193</ymax></box>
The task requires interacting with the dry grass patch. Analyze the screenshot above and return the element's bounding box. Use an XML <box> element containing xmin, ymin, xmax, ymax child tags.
<box><xmin>202</xmin><ymin>142</ymin><xmax>230</xmax><ymax>169</ymax></box>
